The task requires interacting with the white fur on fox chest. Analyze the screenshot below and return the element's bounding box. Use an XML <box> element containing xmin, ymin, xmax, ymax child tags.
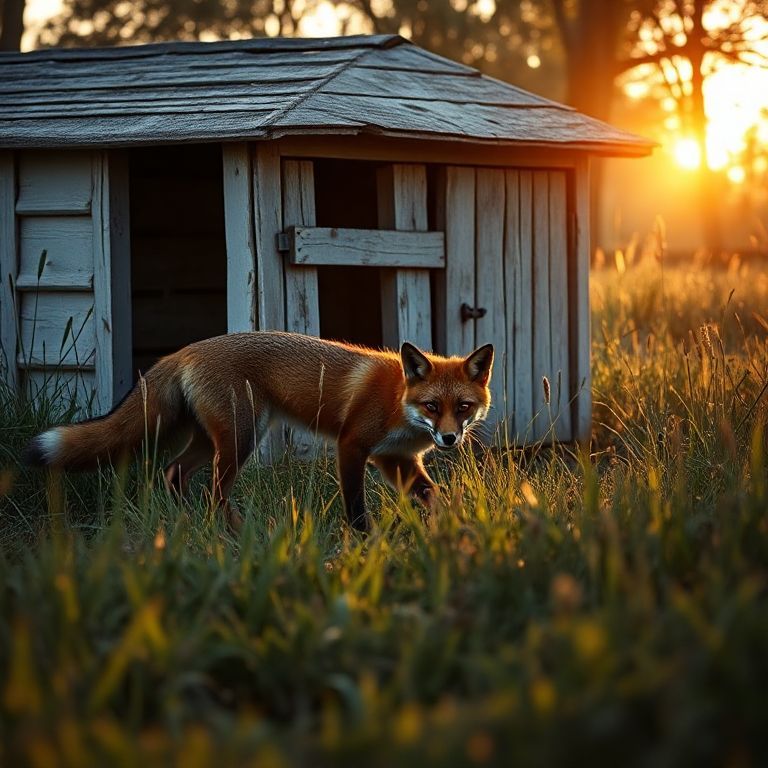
<box><xmin>370</xmin><ymin>425</ymin><xmax>433</xmax><ymax>457</ymax></box>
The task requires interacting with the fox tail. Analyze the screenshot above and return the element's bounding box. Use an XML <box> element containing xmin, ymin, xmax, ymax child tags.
<box><xmin>22</xmin><ymin>357</ymin><xmax>184</xmax><ymax>471</ymax></box>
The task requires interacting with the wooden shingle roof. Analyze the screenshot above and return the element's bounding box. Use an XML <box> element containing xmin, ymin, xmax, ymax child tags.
<box><xmin>0</xmin><ymin>35</ymin><xmax>652</xmax><ymax>155</ymax></box>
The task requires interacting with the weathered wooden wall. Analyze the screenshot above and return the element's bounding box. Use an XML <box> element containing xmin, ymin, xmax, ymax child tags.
<box><xmin>0</xmin><ymin>149</ymin><xmax>131</xmax><ymax>413</ymax></box>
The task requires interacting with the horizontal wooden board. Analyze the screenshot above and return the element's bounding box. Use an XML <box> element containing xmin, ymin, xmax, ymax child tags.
<box><xmin>18</xmin><ymin>291</ymin><xmax>96</xmax><ymax>368</ymax></box>
<box><xmin>17</xmin><ymin>150</ymin><xmax>92</xmax><ymax>214</ymax></box>
<box><xmin>289</xmin><ymin>226</ymin><xmax>445</xmax><ymax>268</ymax></box>
<box><xmin>19</xmin><ymin>216</ymin><xmax>94</xmax><ymax>288</ymax></box>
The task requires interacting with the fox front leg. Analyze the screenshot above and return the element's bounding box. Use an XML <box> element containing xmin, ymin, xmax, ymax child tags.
<box><xmin>372</xmin><ymin>454</ymin><xmax>439</xmax><ymax>511</ymax></box>
<box><xmin>336</xmin><ymin>440</ymin><xmax>371</xmax><ymax>533</ymax></box>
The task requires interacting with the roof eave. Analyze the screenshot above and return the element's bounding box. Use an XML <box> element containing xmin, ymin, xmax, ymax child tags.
<box><xmin>265</xmin><ymin>125</ymin><xmax>657</xmax><ymax>158</ymax></box>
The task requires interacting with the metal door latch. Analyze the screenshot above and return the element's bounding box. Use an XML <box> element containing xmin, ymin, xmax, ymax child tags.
<box><xmin>461</xmin><ymin>303</ymin><xmax>487</xmax><ymax>322</ymax></box>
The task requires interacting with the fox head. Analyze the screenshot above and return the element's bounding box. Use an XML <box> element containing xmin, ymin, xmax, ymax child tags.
<box><xmin>400</xmin><ymin>342</ymin><xmax>494</xmax><ymax>450</ymax></box>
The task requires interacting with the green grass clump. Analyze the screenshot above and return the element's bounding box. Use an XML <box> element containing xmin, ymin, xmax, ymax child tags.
<box><xmin>1</xmin><ymin>254</ymin><xmax>768</xmax><ymax>767</ymax></box>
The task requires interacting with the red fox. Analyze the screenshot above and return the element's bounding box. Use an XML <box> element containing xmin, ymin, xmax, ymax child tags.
<box><xmin>23</xmin><ymin>332</ymin><xmax>493</xmax><ymax>531</ymax></box>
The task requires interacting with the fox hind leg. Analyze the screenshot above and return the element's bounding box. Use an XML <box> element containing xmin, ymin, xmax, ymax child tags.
<box><xmin>200</xmin><ymin>402</ymin><xmax>272</xmax><ymax>526</ymax></box>
<box><xmin>164</xmin><ymin>424</ymin><xmax>214</xmax><ymax>498</ymax></box>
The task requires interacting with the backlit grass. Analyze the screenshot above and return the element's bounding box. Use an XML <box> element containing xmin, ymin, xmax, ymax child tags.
<box><xmin>1</xmin><ymin>251</ymin><xmax>767</xmax><ymax>767</ymax></box>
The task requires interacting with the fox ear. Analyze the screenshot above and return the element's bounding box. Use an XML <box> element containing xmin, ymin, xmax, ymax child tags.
<box><xmin>401</xmin><ymin>342</ymin><xmax>433</xmax><ymax>382</ymax></box>
<box><xmin>464</xmin><ymin>344</ymin><xmax>494</xmax><ymax>384</ymax></box>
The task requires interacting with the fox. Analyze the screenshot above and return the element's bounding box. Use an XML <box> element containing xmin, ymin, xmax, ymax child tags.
<box><xmin>22</xmin><ymin>332</ymin><xmax>494</xmax><ymax>531</ymax></box>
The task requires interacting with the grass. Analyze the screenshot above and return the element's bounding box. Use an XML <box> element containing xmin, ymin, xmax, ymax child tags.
<box><xmin>1</xmin><ymin>251</ymin><xmax>768</xmax><ymax>766</ymax></box>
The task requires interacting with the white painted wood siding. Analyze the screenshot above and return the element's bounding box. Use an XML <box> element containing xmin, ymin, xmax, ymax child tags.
<box><xmin>5</xmin><ymin>149</ymin><xmax>131</xmax><ymax>413</ymax></box>
<box><xmin>0</xmin><ymin>152</ymin><xmax>18</xmax><ymax>390</ymax></box>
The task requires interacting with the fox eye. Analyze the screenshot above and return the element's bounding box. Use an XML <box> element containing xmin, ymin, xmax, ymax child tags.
<box><xmin>457</xmin><ymin>402</ymin><xmax>473</xmax><ymax>413</ymax></box>
<box><xmin>424</xmin><ymin>402</ymin><xmax>439</xmax><ymax>414</ymax></box>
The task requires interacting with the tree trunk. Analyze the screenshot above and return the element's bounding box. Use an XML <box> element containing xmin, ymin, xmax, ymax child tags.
<box><xmin>688</xmin><ymin>1</ymin><xmax>723</xmax><ymax>255</ymax></box>
<box><xmin>558</xmin><ymin>0</ymin><xmax>625</xmax><ymax>256</ymax></box>
<box><xmin>0</xmin><ymin>0</ymin><xmax>25</xmax><ymax>51</ymax></box>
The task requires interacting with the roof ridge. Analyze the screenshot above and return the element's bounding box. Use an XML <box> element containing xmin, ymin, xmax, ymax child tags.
<box><xmin>258</xmin><ymin>40</ymin><xmax>385</xmax><ymax>132</ymax></box>
<box><xmin>0</xmin><ymin>34</ymin><xmax>402</xmax><ymax>64</ymax></box>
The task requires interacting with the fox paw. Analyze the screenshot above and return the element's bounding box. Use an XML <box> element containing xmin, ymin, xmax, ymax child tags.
<box><xmin>413</xmin><ymin>482</ymin><xmax>439</xmax><ymax>511</ymax></box>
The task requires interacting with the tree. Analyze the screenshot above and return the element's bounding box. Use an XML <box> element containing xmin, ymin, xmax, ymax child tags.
<box><xmin>620</xmin><ymin>0</ymin><xmax>768</xmax><ymax>252</ymax></box>
<box><xmin>0</xmin><ymin>0</ymin><xmax>26</xmax><ymax>51</ymax></box>
<box><xmin>38</xmin><ymin>0</ymin><xmax>346</xmax><ymax>47</ymax></box>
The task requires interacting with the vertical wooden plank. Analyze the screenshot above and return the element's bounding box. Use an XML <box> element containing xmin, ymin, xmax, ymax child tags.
<box><xmin>109</xmin><ymin>151</ymin><xmax>133</xmax><ymax>405</ymax></box>
<box><xmin>253</xmin><ymin>141</ymin><xmax>285</xmax><ymax>333</ymax></box>
<box><xmin>222</xmin><ymin>142</ymin><xmax>257</xmax><ymax>333</ymax></box>
<box><xmin>282</xmin><ymin>159</ymin><xmax>320</xmax><ymax>460</ymax></box>
<box><xmin>513</xmin><ymin>170</ymin><xmax>534</xmax><ymax>443</ymax></box>
<box><xmin>282</xmin><ymin>160</ymin><xmax>319</xmax><ymax>336</ymax></box>
<box><xmin>475</xmin><ymin>168</ymin><xmax>506</xmax><ymax>438</ymax></box>
<box><xmin>433</xmin><ymin>166</ymin><xmax>475</xmax><ymax>357</ymax></box>
<box><xmin>0</xmin><ymin>151</ymin><xmax>17</xmax><ymax>391</ymax></box>
<box><xmin>532</xmin><ymin>170</ymin><xmax>551</xmax><ymax>441</ymax></box>
<box><xmin>548</xmin><ymin>171</ymin><xmax>572</xmax><ymax>441</ymax></box>
<box><xmin>92</xmin><ymin>151</ymin><xmax>112</xmax><ymax>413</ymax></box>
<box><xmin>377</xmin><ymin>164</ymin><xmax>432</xmax><ymax>351</ymax></box>
<box><xmin>253</xmin><ymin>141</ymin><xmax>285</xmax><ymax>460</ymax></box>
<box><xmin>502</xmin><ymin>170</ymin><xmax>518</xmax><ymax>437</ymax></box>
<box><xmin>573</xmin><ymin>158</ymin><xmax>592</xmax><ymax>444</ymax></box>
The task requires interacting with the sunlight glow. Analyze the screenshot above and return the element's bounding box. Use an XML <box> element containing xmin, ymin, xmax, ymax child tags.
<box><xmin>673</xmin><ymin>137</ymin><xmax>702</xmax><ymax>171</ymax></box>
<box><xmin>622</xmin><ymin>7</ymin><xmax>768</xmax><ymax>182</ymax></box>
<box><xmin>526</xmin><ymin>54</ymin><xmax>541</xmax><ymax>69</ymax></box>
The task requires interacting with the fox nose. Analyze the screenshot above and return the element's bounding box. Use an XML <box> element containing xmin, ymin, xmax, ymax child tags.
<box><xmin>441</xmin><ymin>433</ymin><xmax>457</xmax><ymax>447</ymax></box>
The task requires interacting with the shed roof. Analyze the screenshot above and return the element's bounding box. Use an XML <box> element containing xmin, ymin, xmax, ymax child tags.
<box><xmin>0</xmin><ymin>34</ymin><xmax>652</xmax><ymax>155</ymax></box>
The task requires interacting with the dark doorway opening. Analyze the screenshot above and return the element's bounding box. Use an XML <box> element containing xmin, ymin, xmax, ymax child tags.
<box><xmin>129</xmin><ymin>144</ymin><xmax>227</xmax><ymax>377</ymax></box>
<box><xmin>313</xmin><ymin>158</ymin><xmax>383</xmax><ymax>348</ymax></box>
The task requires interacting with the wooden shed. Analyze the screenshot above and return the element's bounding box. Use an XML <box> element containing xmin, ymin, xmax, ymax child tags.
<box><xmin>0</xmin><ymin>35</ymin><xmax>651</xmax><ymax>448</ymax></box>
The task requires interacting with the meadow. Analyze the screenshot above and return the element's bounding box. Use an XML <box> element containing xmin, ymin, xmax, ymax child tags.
<box><xmin>1</xmin><ymin>243</ymin><xmax>768</xmax><ymax>767</ymax></box>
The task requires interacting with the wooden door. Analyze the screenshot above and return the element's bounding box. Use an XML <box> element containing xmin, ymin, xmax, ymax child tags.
<box><xmin>435</xmin><ymin>165</ymin><xmax>575</xmax><ymax>445</ymax></box>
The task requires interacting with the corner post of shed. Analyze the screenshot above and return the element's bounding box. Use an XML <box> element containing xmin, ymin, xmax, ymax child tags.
<box><xmin>253</xmin><ymin>141</ymin><xmax>286</xmax><ymax>459</ymax></box>
<box><xmin>572</xmin><ymin>157</ymin><xmax>592</xmax><ymax>445</ymax></box>
<box><xmin>0</xmin><ymin>151</ymin><xmax>17</xmax><ymax>392</ymax></box>
<box><xmin>223</xmin><ymin>143</ymin><xmax>257</xmax><ymax>333</ymax></box>
<box><xmin>252</xmin><ymin>141</ymin><xmax>285</xmax><ymax>333</ymax></box>
<box><xmin>93</xmin><ymin>150</ymin><xmax>132</xmax><ymax>411</ymax></box>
